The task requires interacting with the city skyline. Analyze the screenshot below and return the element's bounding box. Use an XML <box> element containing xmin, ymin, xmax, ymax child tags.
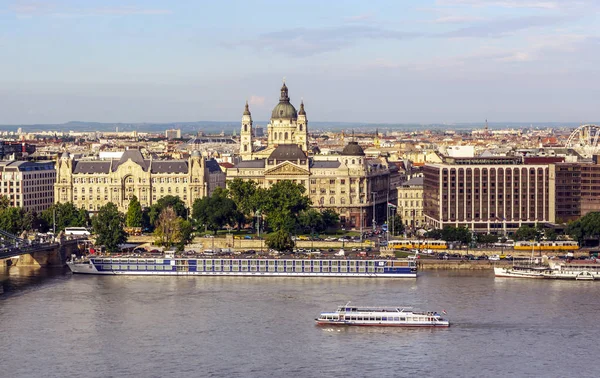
<box><xmin>1</xmin><ymin>0</ymin><xmax>599</xmax><ymax>125</ymax></box>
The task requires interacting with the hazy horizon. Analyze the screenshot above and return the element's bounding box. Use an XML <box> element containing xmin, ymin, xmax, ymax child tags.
<box><xmin>1</xmin><ymin>0</ymin><xmax>599</xmax><ymax>125</ymax></box>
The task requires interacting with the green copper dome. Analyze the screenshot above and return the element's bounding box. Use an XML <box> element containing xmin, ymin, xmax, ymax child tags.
<box><xmin>271</xmin><ymin>82</ymin><xmax>297</xmax><ymax>120</ymax></box>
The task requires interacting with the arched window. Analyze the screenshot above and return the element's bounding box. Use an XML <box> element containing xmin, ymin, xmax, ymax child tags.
<box><xmin>284</xmin><ymin>132</ymin><xmax>288</xmax><ymax>140</ymax></box>
<box><xmin>341</xmin><ymin>198</ymin><xmax>346</xmax><ymax>204</ymax></box>
<box><xmin>244</xmin><ymin>124</ymin><xmax>247</xmax><ymax>132</ymax></box>
<box><xmin>329</xmin><ymin>197</ymin><xmax>335</xmax><ymax>205</ymax></box>
<box><xmin>299</xmin><ymin>124</ymin><xmax>303</xmax><ymax>131</ymax></box>
<box><xmin>352</xmin><ymin>159</ymin><xmax>355</xmax><ymax>165</ymax></box>
<box><xmin>320</xmin><ymin>197</ymin><xmax>325</xmax><ymax>206</ymax></box>
<box><xmin>244</xmin><ymin>145</ymin><xmax>248</xmax><ymax>152</ymax></box>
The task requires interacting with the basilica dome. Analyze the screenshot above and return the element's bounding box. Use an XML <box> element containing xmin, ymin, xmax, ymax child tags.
<box><xmin>271</xmin><ymin>82</ymin><xmax>297</xmax><ymax>120</ymax></box>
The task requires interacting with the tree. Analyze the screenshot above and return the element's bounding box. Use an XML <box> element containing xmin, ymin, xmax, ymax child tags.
<box><xmin>177</xmin><ymin>219</ymin><xmax>194</xmax><ymax>251</ymax></box>
<box><xmin>298</xmin><ymin>209</ymin><xmax>325</xmax><ymax>234</ymax></box>
<box><xmin>567</xmin><ymin>212</ymin><xmax>600</xmax><ymax>245</ymax></box>
<box><xmin>227</xmin><ymin>178</ymin><xmax>261</xmax><ymax>217</ymax></box>
<box><xmin>477</xmin><ymin>233</ymin><xmax>499</xmax><ymax>245</ymax></box>
<box><xmin>440</xmin><ymin>226</ymin><xmax>471</xmax><ymax>244</ymax></box>
<box><xmin>148</xmin><ymin>195</ymin><xmax>187</xmax><ymax>230</ymax></box>
<box><xmin>154</xmin><ymin>207</ymin><xmax>181</xmax><ymax>248</ymax></box>
<box><xmin>390</xmin><ymin>214</ymin><xmax>404</xmax><ymax>236</ymax></box>
<box><xmin>41</xmin><ymin>202</ymin><xmax>89</xmax><ymax>233</ymax></box>
<box><xmin>426</xmin><ymin>229</ymin><xmax>443</xmax><ymax>239</ymax></box>
<box><xmin>126</xmin><ymin>195</ymin><xmax>143</xmax><ymax>227</ymax></box>
<box><xmin>192</xmin><ymin>187</ymin><xmax>238</xmax><ymax>234</ymax></box>
<box><xmin>514</xmin><ymin>225</ymin><xmax>539</xmax><ymax>241</ymax></box>
<box><xmin>265</xmin><ymin>229</ymin><xmax>295</xmax><ymax>252</ymax></box>
<box><xmin>0</xmin><ymin>207</ymin><xmax>31</xmax><ymax>235</ymax></box>
<box><xmin>321</xmin><ymin>209</ymin><xmax>340</xmax><ymax>231</ymax></box>
<box><xmin>92</xmin><ymin>203</ymin><xmax>127</xmax><ymax>252</ymax></box>
<box><xmin>263</xmin><ymin>180</ymin><xmax>311</xmax><ymax>232</ymax></box>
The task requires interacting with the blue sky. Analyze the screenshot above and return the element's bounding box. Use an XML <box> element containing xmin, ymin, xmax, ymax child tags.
<box><xmin>0</xmin><ymin>0</ymin><xmax>599</xmax><ymax>124</ymax></box>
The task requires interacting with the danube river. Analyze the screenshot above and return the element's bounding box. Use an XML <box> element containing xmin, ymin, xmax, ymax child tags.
<box><xmin>1</xmin><ymin>268</ymin><xmax>600</xmax><ymax>378</ymax></box>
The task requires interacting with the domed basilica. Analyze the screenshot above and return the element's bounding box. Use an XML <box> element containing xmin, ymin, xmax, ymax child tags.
<box><xmin>228</xmin><ymin>81</ymin><xmax>396</xmax><ymax>228</ymax></box>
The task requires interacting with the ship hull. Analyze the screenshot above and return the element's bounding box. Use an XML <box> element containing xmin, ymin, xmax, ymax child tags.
<box><xmin>67</xmin><ymin>258</ymin><xmax>417</xmax><ymax>278</ymax></box>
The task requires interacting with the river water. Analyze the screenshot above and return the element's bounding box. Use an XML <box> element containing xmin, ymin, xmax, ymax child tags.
<box><xmin>1</xmin><ymin>267</ymin><xmax>600</xmax><ymax>378</ymax></box>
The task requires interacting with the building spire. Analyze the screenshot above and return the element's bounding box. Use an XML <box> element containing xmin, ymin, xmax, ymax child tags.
<box><xmin>299</xmin><ymin>98</ymin><xmax>306</xmax><ymax>115</ymax></box>
<box><xmin>243</xmin><ymin>100</ymin><xmax>251</xmax><ymax>116</ymax></box>
<box><xmin>280</xmin><ymin>79</ymin><xmax>289</xmax><ymax>103</ymax></box>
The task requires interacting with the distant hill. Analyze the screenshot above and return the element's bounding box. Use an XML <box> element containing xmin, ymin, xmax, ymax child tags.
<box><xmin>0</xmin><ymin>121</ymin><xmax>592</xmax><ymax>134</ymax></box>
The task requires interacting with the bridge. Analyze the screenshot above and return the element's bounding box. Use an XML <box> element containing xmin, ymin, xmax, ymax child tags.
<box><xmin>0</xmin><ymin>229</ymin><xmax>84</xmax><ymax>266</ymax></box>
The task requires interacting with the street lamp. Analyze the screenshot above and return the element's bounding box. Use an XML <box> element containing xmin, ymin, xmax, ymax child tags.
<box><xmin>371</xmin><ymin>191</ymin><xmax>376</xmax><ymax>231</ymax></box>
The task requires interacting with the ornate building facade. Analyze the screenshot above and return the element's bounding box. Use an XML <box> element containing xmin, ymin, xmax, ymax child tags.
<box><xmin>55</xmin><ymin>149</ymin><xmax>224</xmax><ymax>213</ymax></box>
<box><xmin>228</xmin><ymin>82</ymin><xmax>398</xmax><ymax>229</ymax></box>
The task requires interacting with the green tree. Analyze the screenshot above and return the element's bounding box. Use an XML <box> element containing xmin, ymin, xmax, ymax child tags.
<box><xmin>148</xmin><ymin>195</ymin><xmax>187</xmax><ymax>230</ymax></box>
<box><xmin>440</xmin><ymin>226</ymin><xmax>472</xmax><ymax>244</ymax></box>
<box><xmin>514</xmin><ymin>225</ymin><xmax>539</xmax><ymax>241</ymax></box>
<box><xmin>192</xmin><ymin>187</ymin><xmax>238</xmax><ymax>234</ymax></box>
<box><xmin>92</xmin><ymin>203</ymin><xmax>127</xmax><ymax>252</ymax></box>
<box><xmin>126</xmin><ymin>195</ymin><xmax>143</xmax><ymax>227</ymax></box>
<box><xmin>544</xmin><ymin>228</ymin><xmax>558</xmax><ymax>241</ymax></box>
<box><xmin>425</xmin><ymin>229</ymin><xmax>443</xmax><ymax>239</ymax></box>
<box><xmin>265</xmin><ymin>229</ymin><xmax>295</xmax><ymax>252</ymax></box>
<box><xmin>321</xmin><ymin>209</ymin><xmax>340</xmax><ymax>230</ymax></box>
<box><xmin>298</xmin><ymin>209</ymin><xmax>325</xmax><ymax>234</ymax></box>
<box><xmin>41</xmin><ymin>202</ymin><xmax>89</xmax><ymax>233</ymax></box>
<box><xmin>0</xmin><ymin>207</ymin><xmax>31</xmax><ymax>235</ymax></box>
<box><xmin>227</xmin><ymin>178</ymin><xmax>261</xmax><ymax>216</ymax></box>
<box><xmin>567</xmin><ymin>212</ymin><xmax>600</xmax><ymax>245</ymax></box>
<box><xmin>477</xmin><ymin>233</ymin><xmax>499</xmax><ymax>245</ymax></box>
<box><xmin>390</xmin><ymin>214</ymin><xmax>404</xmax><ymax>236</ymax></box>
<box><xmin>154</xmin><ymin>206</ymin><xmax>181</xmax><ymax>248</ymax></box>
<box><xmin>263</xmin><ymin>180</ymin><xmax>311</xmax><ymax>232</ymax></box>
<box><xmin>177</xmin><ymin>219</ymin><xmax>194</xmax><ymax>251</ymax></box>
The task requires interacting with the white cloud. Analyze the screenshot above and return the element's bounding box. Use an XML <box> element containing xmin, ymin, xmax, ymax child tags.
<box><xmin>432</xmin><ymin>15</ymin><xmax>485</xmax><ymax>23</ymax></box>
<box><xmin>435</xmin><ymin>0</ymin><xmax>563</xmax><ymax>9</ymax></box>
<box><xmin>248</xmin><ymin>95</ymin><xmax>265</xmax><ymax>106</ymax></box>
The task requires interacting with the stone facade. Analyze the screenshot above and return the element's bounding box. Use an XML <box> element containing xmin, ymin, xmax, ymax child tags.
<box><xmin>397</xmin><ymin>177</ymin><xmax>425</xmax><ymax>229</ymax></box>
<box><xmin>228</xmin><ymin>82</ymin><xmax>398</xmax><ymax>229</ymax></box>
<box><xmin>55</xmin><ymin>150</ymin><xmax>223</xmax><ymax>212</ymax></box>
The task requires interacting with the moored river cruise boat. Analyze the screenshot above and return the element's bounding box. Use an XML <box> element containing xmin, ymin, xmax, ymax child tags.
<box><xmin>67</xmin><ymin>252</ymin><xmax>417</xmax><ymax>278</ymax></box>
<box><xmin>494</xmin><ymin>260</ymin><xmax>600</xmax><ymax>280</ymax></box>
<box><xmin>315</xmin><ymin>303</ymin><xmax>449</xmax><ymax>327</ymax></box>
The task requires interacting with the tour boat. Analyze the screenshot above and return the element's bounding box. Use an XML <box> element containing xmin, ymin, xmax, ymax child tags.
<box><xmin>494</xmin><ymin>260</ymin><xmax>600</xmax><ymax>280</ymax></box>
<box><xmin>494</xmin><ymin>265</ymin><xmax>550</xmax><ymax>279</ymax></box>
<box><xmin>67</xmin><ymin>252</ymin><xmax>417</xmax><ymax>278</ymax></box>
<box><xmin>315</xmin><ymin>303</ymin><xmax>449</xmax><ymax>327</ymax></box>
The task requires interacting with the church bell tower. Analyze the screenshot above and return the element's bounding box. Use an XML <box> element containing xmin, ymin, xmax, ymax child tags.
<box><xmin>240</xmin><ymin>100</ymin><xmax>253</xmax><ymax>160</ymax></box>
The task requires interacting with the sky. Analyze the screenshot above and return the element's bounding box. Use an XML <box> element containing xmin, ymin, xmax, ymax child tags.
<box><xmin>0</xmin><ymin>0</ymin><xmax>599</xmax><ymax>125</ymax></box>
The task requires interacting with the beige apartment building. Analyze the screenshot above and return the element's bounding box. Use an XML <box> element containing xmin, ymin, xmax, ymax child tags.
<box><xmin>0</xmin><ymin>160</ymin><xmax>55</xmax><ymax>214</ymax></box>
<box><xmin>55</xmin><ymin>150</ymin><xmax>224</xmax><ymax>213</ymax></box>
<box><xmin>397</xmin><ymin>177</ymin><xmax>424</xmax><ymax>229</ymax></box>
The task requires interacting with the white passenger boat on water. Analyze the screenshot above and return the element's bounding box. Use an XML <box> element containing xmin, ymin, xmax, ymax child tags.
<box><xmin>315</xmin><ymin>303</ymin><xmax>449</xmax><ymax>327</ymax></box>
<box><xmin>495</xmin><ymin>260</ymin><xmax>600</xmax><ymax>280</ymax></box>
<box><xmin>67</xmin><ymin>251</ymin><xmax>417</xmax><ymax>278</ymax></box>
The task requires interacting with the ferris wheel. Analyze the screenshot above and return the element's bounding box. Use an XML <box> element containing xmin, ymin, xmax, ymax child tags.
<box><xmin>565</xmin><ymin>124</ymin><xmax>600</xmax><ymax>158</ymax></box>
